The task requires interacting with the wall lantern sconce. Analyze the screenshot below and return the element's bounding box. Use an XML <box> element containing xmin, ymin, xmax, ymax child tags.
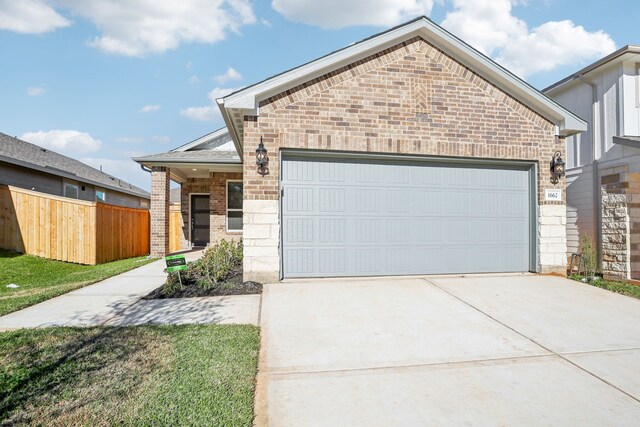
<box><xmin>550</xmin><ymin>151</ymin><xmax>565</xmax><ymax>184</ymax></box>
<box><xmin>256</xmin><ymin>137</ymin><xmax>269</xmax><ymax>176</ymax></box>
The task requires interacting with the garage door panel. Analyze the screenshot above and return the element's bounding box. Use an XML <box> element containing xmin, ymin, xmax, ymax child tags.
<box><xmin>281</xmin><ymin>156</ymin><xmax>531</xmax><ymax>278</ymax></box>
<box><xmin>318</xmin><ymin>219</ymin><xmax>345</xmax><ymax>242</ymax></box>
<box><xmin>355</xmin><ymin>248</ymin><xmax>383</xmax><ymax>273</ymax></box>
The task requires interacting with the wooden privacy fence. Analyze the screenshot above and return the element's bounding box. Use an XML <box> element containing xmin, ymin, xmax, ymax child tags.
<box><xmin>0</xmin><ymin>185</ymin><xmax>150</xmax><ymax>265</ymax></box>
<box><xmin>169</xmin><ymin>204</ymin><xmax>183</xmax><ymax>253</ymax></box>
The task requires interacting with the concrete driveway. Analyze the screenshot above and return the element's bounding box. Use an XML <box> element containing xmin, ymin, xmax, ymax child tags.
<box><xmin>256</xmin><ymin>274</ymin><xmax>640</xmax><ymax>426</ymax></box>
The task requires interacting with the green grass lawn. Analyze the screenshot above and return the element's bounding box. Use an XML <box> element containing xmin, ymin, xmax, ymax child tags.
<box><xmin>0</xmin><ymin>249</ymin><xmax>156</xmax><ymax>317</ymax></box>
<box><xmin>570</xmin><ymin>274</ymin><xmax>640</xmax><ymax>300</ymax></box>
<box><xmin>0</xmin><ymin>324</ymin><xmax>260</xmax><ymax>426</ymax></box>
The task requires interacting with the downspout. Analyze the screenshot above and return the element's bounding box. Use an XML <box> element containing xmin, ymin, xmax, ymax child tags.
<box><xmin>579</xmin><ymin>75</ymin><xmax>601</xmax><ymax>269</ymax></box>
<box><xmin>140</xmin><ymin>164</ymin><xmax>152</xmax><ymax>173</ymax></box>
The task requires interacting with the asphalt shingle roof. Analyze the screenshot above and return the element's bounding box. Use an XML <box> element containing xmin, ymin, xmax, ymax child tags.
<box><xmin>133</xmin><ymin>150</ymin><xmax>240</xmax><ymax>163</ymax></box>
<box><xmin>0</xmin><ymin>132</ymin><xmax>149</xmax><ymax>199</ymax></box>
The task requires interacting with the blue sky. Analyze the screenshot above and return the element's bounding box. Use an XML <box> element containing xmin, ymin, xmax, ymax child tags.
<box><xmin>0</xmin><ymin>0</ymin><xmax>635</xmax><ymax>191</ymax></box>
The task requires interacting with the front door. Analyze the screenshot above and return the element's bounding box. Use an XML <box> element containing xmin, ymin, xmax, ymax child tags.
<box><xmin>191</xmin><ymin>195</ymin><xmax>210</xmax><ymax>247</ymax></box>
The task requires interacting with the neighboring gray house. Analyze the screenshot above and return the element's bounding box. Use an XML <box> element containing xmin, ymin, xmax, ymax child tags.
<box><xmin>0</xmin><ymin>132</ymin><xmax>149</xmax><ymax>208</ymax></box>
<box><xmin>544</xmin><ymin>45</ymin><xmax>640</xmax><ymax>279</ymax></box>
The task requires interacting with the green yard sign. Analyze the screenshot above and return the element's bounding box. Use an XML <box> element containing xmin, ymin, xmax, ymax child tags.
<box><xmin>165</xmin><ymin>254</ymin><xmax>188</xmax><ymax>272</ymax></box>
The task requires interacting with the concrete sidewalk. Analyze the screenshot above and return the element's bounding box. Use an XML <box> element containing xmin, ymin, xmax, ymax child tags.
<box><xmin>0</xmin><ymin>250</ymin><xmax>260</xmax><ymax>329</ymax></box>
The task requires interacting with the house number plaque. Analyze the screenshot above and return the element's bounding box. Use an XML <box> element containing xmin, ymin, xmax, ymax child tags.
<box><xmin>544</xmin><ymin>189</ymin><xmax>562</xmax><ymax>201</ymax></box>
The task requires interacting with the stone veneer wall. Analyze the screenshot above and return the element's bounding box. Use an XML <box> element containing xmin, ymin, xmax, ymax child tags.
<box><xmin>241</xmin><ymin>36</ymin><xmax>567</xmax><ymax>282</ymax></box>
<box><xmin>538</xmin><ymin>205</ymin><xmax>567</xmax><ymax>274</ymax></box>
<box><xmin>599</xmin><ymin>166</ymin><xmax>640</xmax><ymax>279</ymax></box>
<box><xmin>178</xmin><ymin>172</ymin><xmax>242</xmax><ymax>250</ymax></box>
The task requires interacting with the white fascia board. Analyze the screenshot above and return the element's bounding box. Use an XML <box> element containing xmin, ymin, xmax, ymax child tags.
<box><xmin>172</xmin><ymin>127</ymin><xmax>230</xmax><ymax>152</ymax></box>
<box><xmin>217</xmin><ymin>98</ymin><xmax>244</xmax><ymax>160</ymax></box>
<box><xmin>223</xmin><ymin>17</ymin><xmax>586</xmax><ymax>135</ymax></box>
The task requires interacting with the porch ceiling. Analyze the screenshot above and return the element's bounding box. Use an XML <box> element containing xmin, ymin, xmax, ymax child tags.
<box><xmin>168</xmin><ymin>163</ymin><xmax>243</xmax><ymax>182</ymax></box>
<box><xmin>132</xmin><ymin>150</ymin><xmax>242</xmax><ymax>183</ymax></box>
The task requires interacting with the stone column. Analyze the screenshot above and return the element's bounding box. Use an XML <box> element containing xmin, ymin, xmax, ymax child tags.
<box><xmin>538</xmin><ymin>204</ymin><xmax>567</xmax><ymax>274</ymax></box>
<box><xmin>150</xmin><ymin>166</ymin><xmax>170</xmax><ymax>257</ymax></box>
<box><xmin>600</xmin><ymin>168</ymin><xmax>633</xmax><ymax>279</ymax></box>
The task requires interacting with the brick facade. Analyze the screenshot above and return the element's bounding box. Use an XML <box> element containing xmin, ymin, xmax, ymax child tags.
<box><xmin>150</xmin><ymin>166</ymin><xmax>170</xmax><ymax>257</ymax></box>
<box><xmin>242</xmin><ymin>37</ymin><xmax>567</xmax><ymax>281</ymax></box>
<box><xmin>177</xmin><ymin>172</ymin><xmax>242</xmax><ymax>250</ymax></box>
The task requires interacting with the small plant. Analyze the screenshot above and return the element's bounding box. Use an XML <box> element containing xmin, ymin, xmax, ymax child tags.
<box><xmin>580</xmin><ymin>235</ymin><xmax>599</xmax><ymax>279</ymax></box>
<box><xmin>161</xmin><ymin>271</ymin><xmax>184</xmax><ymax>295</ymax></box>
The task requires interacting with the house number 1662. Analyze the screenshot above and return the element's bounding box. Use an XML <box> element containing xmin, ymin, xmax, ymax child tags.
<box><xmin>545</xmin><ymin>189</ymin><xmax>562</xmax><ymax>201</ymax></box>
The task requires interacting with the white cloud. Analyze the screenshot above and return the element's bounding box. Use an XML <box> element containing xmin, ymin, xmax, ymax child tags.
<box><xmin>0</xmin><ymin>0</ymin><xmax>71</xmax><ymax>34</ymax></box>
<box><xmin>442</xmin><ymin>0</ymin><xmax>615</xmax><ymax>77</ymax></box>
<box><xmin>27</xmin><ymin>85</ymin><xmax>45</xmax><ymax>96</ymax></box>
<box><xmin>57</xmin><ymin>0</ymin><xmax>256</xmax><ymax>56</ymax></box>
<box><xmin>189</xmin><ymin>75</ymin><xmax>201</xmax><ymax>84</ymax></box>
<box><xmin>116</xmin><ymin>136</ymin><xmax>144</xmax><ymax>144</ymax></box>
<box><xmin>21</xmin><ymin>130</ymin><xmax>102</xmax><ymax>154</ymax></box>
<box><xmin>186</xmin><ymin>60</ymin><xmax>193</xmax><ymax>70</ymax></box>
<box><xmin>497</xmin><ymin>20</ymin><xmax>616</xmax><ymax>77</ymax></box>
<box><xmin>180</xmin><ymin>87</ymin><xmax>240</xmax><ymax>122</ymax></box>
<box><xmin>214</xmin><ymin>67</ymin><xmax>242</xmax><ymax>84</ymax></box>
<box><xmin>139</xmin><ymin>104</ymin><xmax>160</xmax><ymax>113</ymax></box>
<box><xmin>271</xmin><ymin>0</ymin><xmax>434</xmax><ymax>29</ymax></box>
<box><xmin>261</xmin><ymin>18</ymin><xmax>272</xmax><ymax>27</ymax></box>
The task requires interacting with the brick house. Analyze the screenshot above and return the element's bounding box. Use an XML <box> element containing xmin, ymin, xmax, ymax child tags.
<box><xmin>134</xmin><ymin>17</ymin><xmax>586</xmax><ymax>283</ymax></box>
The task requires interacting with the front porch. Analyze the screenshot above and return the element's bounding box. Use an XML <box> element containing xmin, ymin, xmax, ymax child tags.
<box><xmin>133</xmin><ymin>129</ymin><xmax>243</xmax><ymax>257</ymax></box>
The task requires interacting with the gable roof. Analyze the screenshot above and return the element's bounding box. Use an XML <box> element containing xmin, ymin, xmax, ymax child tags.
<box><xmin>132</xmin><ymin>127</ymin><xmax>241</xmax><ymax>167</ymax></box>
<box><xmin>170</xmin><ymin>127</ymin><xmax>237</xmax><ymax>153</ymax></box>
<box><xmin>218</xmin><ymin>16</ymin><xmax>586</xmax><ymax>155</ymax></box>
<box><xmin>0</xmin><ymin>132</ymin><xmax>149</xmax><ymax>199</ymax></box>
<box><xmin>543</xmin><ymin>45</ymin><xmax>640</xmax><ymax>94</ymax></box>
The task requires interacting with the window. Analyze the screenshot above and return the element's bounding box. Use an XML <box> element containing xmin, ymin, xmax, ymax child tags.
<box><xmin>63</xmin><ymin>181</ymin><xmax>79</xmax><ymax>199</ymax></box>
<box><xmin>227</xmin><ymin>181</ymin><xmax>243</xmax><ymax>231</ymax></box>
<box><xmin>96</xmin><ymin>189</ymin><xmax>106</xmax><ymax>202</ymax></box>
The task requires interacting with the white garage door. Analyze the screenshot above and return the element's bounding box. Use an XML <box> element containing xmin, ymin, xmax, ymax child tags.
<box><xmin>281</xmin><ymin>155</ymin><xmax>533</xmax><ymax>278</ymax></box>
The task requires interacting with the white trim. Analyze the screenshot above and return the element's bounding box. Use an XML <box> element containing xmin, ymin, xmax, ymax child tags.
<box><xmin>188</xmin><ymin>192</ymin><xmax>210</xmax><ymax>247</ymax></box>
<box><xmin>226</xmin><ymin>179</ymin><xmax>243</xmax><ymax>233</ymax></box>
<box><xmin>220</xmin><ymin>17</ymin><xmax>586</xmax><ymax>139</ymax></box>
<box><xmin>171</xmin><ymin>127</ymin><xmax>231</xmax><ymax>152</ymax></box>
<box><xmin>636</xmin><ymin>63</ymin><xmax>640</xmax><ymax>108</ymax></box>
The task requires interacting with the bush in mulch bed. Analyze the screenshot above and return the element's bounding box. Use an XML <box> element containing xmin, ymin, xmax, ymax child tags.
<box><xmin>145</xmin><ymin>239</ymin><xmax>262</xmax><ymax>299</ymax></box>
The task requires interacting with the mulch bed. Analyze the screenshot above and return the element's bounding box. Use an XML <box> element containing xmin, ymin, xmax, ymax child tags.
<box><xmin>144</xmin><ymin>268</ymin><xmax>262</xmax><ymax>299</ymax></box>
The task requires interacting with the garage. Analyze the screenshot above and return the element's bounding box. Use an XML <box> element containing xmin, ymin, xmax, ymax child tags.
<box><xmin>281</xmin><ymin>154</ymin><xmax>534</xmax><ymax>278</ymax></box>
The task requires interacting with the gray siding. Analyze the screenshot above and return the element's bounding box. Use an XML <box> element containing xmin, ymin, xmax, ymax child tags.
<box><xmin>565</xmin><ymin>166</ymin><xmax>596</xmax><ymax>254</ymax></box>
<box><xmin>104</xmin><ymin>190</ymin><xmax>145</xmax><ymax>208</ymax></box>
<box><xmin>0</xmin><ymin>161</ymin><xmax>63</xmax><ymax>195</ymax></box>
<box><xmin>0</xmin><ymin>161</ymin><xmax>146</xmax><ymax>208</ymax></box>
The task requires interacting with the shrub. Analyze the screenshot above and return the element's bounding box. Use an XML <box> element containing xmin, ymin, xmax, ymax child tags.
<box><xmin>159</xmin><ymin>239</ymin><xmax>243</xmax><ymax>294</ymax></box>
<box><xmin>198</xmin><ymin>239</ymin><xmax>243</xmax><ymax>286</ymax></box>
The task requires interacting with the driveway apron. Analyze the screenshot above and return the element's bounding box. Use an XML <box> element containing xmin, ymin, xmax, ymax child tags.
<box><xmin>256</xmin><ymin>275</ymin><xmax>640</xmax><ymax>426</ymax></box>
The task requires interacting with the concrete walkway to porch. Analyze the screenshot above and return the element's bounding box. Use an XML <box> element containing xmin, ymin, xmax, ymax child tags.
<box><xmin>0</xmin><ymin>250</ymin><xmax>260</xmax><ymax>330</ymax></box>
